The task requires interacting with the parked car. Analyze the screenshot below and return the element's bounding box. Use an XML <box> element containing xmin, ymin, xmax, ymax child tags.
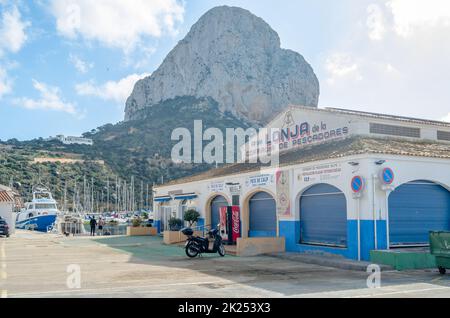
<box><xmin>0</xmin><ymin>218</ymin><xmax>10</xmax><ymax>238</ymax></box>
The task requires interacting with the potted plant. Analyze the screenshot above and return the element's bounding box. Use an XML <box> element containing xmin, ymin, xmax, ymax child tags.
<box><xmin>127</xmin><ymin>216</ymin><xmax>157</xmax><ymax>236</ymax></box>
<box><xmin>164</xmin><ymin>217</ymin><xmax>185</xmax><ymax>244</ymax></box>
<box><xmin>168</xmin><ymin>217</ymin><xmax>183</xmax><ymax>231</ymax></box>
<box><xmin>184</xmin><ymin>209</ymin><xmax>200</xmax><ymax>227</ymax></box>
<box><xmin>131</xmin><ymin>217</ymin><xmax>142</xmax><ymax>227</ymax></box>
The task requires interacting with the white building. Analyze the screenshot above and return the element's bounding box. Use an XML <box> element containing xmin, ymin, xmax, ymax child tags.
<box><xmin>0</xmin><ymin>186</ymin><xmax>17</xmax><ymax>234</ymax></box>
<box><xmin>153</xmin><ymin>106</ymin><xmax>450</xmax><ymax>260</ymax></box>
<box><xmin>55</xmin><ymin>135</ymin><xmax>93</xmax><ymax>146</ymax></box>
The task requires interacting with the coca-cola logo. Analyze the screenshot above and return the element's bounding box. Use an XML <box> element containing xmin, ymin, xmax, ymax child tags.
<box><xmin>232</xmin><ymin>211</ymin><xmax>240</xmax><ymax>234</ymax></box>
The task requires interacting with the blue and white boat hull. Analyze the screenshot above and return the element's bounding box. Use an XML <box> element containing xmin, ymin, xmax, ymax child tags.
<box><xmin>16</xmin><ymin>214</ymin><xmax>57</xmax><ymax>232</ymax></box>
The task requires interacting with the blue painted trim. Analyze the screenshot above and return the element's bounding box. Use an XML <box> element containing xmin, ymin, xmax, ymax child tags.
<box><xmin>249</xmin><ymin>230</ymin><xmax>276</xmax><ymax>238</ymax></box>
<box><xmin>360</xmin><ymin>220</ymin><xmax>375</xmax><ymax>261</ymax></box>
<box><xmin>279</xmin><ymin>218</ymin><xmax>391</xmax><ymax>261</ymax></box>
<box><xmin>154</xmin><ymin>220</ymin><xmax>161</xmax><ymax>233</ymax></box>
<box><xmin>359</xmin><ymin>220</ymin><xmax>390</xmax><ymax>254</ymax></box>
<box><xmin>280</xmin><ymin>220</ymin><xmax>359</xmax><ymax>260</ymax></box>
<box><xmin>174</xmin><ymin>195</ymin><xmax>198</xmax><ymax>200</ymax></box>
<box><xmin>197</xmin><ymin>218</ymin><xmax>205</xmax><ymax>229</ymax></box>
<box><xmin>377</xmin><ymin>220</ymin><xmax>388</xmax><ymax>250</ymax></box>
<box><xmin>154</xmin><ymin>198</ymin><xmax>171</xmax><ymax>202</ymax></box>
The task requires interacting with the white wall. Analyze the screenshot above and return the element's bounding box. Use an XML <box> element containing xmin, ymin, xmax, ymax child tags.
<box><xmin>154</xmin><ymin>154</ymin><xmax>450</xmax><ymax>225</ymax></box>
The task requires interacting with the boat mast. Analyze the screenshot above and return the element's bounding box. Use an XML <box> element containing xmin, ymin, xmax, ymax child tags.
<box><xmin>106</xmin><ymin>179</ymin><xmax>110</xmax><ymax>213</ymax></box>
<box><xmin>63</xmin><ymin>181</ymin><xmax>67</xmax><ymax>212</ymax></box>
<box><xmin>91</xmin><ymin>177</ymin><xmax>94</xmax><ymax>214</ymax></box>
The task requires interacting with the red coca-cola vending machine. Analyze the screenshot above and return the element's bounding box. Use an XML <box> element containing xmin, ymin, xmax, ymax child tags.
<box><xmin>219</xmin><ymin>206</ymin><xmax>241</xmax><ymax>245</ymax></box>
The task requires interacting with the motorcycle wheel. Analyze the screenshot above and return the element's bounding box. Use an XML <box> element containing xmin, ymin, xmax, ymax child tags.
<box><xmin>218</xmin><ymin>244</ymin><xmax>226</xmax><ymax>257</ymax></box>
<box><xmin>185</xmin><ymin>244</ymin><xmax>199</xmax><ymax>258</ymax></box>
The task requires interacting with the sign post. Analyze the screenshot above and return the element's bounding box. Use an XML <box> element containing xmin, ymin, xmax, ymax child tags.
<box><xmin>351</xmin><ymin>176</ymin><xmax>365</xmax><ymax>196</ymax></box>
<box><xmin>381</xmin><ymin>168</ymin><xmax>394</xmax><ymax>185</ymax></box>
<box><xmin>379</xmin><ymin>167</ymin><xmax>394</xmax><ymax>249</ymax></box>
<box><xmin>350</xmin><ymin>175</ymin><xmax>365</xmax><ymax>261</ymax></box>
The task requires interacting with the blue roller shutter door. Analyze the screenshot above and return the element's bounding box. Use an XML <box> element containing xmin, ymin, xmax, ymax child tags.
<box><xmin>300</xmin><ymin>184</ymin><xmax>347</xmax><ymax>247</ymax></box>
<box><xmin>389</xmin><ymin>180</ymin><xmax>450</xmax><ymax>246</ymax></box>
<box><xmin>211</xmin><ymin>196</ymin><xmax>228</xmax><ymax>229</ymax></box>
<box><xmin>249</xmin><ymin>192</ymin><xmax>277</xmax><ymax>237</ymax></box>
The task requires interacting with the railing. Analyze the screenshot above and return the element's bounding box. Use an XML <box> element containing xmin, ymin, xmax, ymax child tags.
<box><xmin>60</xmin><ymin>222</ymin><xmax>85</xmax><ymax>235</ymax></box>
<box><xmin>82</xmin><ymin>224</ymin><xmax>128</xmax><ymax>236</ymax></box>
<box><xmin>185</xmin><ymin>224</ymin><xmax>217</xmax><ymax>237</ymax></box>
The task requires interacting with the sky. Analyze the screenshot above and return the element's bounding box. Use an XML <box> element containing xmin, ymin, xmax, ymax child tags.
<box><xmin>0</xmin><ymin>0</ymin><xmax>449</xmax><ymax>140</ymax></box>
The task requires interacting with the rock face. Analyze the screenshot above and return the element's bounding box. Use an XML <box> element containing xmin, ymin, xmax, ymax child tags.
<box><xmin>125</xmin><ymin>6</ymin><xmax>320</xmax><ymax>123</ymax></box>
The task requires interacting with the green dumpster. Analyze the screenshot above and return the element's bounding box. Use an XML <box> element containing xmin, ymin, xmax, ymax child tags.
<box><xmin>429</xmin><ymin>231</ymin><xmax>450</xmax><ymax>275</ymax></box>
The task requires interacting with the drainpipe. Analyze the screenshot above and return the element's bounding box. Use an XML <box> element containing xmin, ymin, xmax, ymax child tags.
<box><xmin>357</xmin><ymin>196</ymin><xmax>361</xmax><ymax>261</ymax></box>
<box><xmin>372</xmin><ymin>174</ymin><xmax>378</xmax><ymax>250</ymax></box>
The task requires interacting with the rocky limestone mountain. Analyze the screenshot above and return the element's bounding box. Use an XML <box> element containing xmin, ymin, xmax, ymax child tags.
<box><xmin>125</xmin><ymin>6</ymin><xmax>320</xmax><ymax>124</ymax></box>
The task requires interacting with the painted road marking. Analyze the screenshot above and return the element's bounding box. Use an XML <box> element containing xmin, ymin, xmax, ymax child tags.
<box><xmin>431</xmin><ymin>276</ymin><xmax>443</xmax><ymax>283</ymax></box>
<box><xmin>1</xmin><ymin>242</ymin><xmax>6</xmax><ymax>297</ymax></box>
<box><xmin>347</xmin><ymin>285</ymin><xmax>450</xmax><ymax>298</ymax></box>
<box><xmin>6</xmin><ymin>280</ymin><xmax>239</xmax><ymax>297</ymax></box>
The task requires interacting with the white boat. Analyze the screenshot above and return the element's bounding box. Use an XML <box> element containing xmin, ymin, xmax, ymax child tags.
<box><xmin>16</xmin><ymin>186</ymin><xmax>58</xmax><ymax>232</ymax></box>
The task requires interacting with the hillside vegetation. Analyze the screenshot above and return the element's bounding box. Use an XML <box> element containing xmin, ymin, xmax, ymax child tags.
<box><xmin>1</xmin><ymin>96</ymin><xmax>252</xmax><ymax>209</ymax></box>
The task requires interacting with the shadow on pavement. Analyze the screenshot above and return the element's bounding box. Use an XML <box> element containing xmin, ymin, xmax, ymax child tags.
<box><xmin>91</xmin><ymin>235</ymin><xmax>449</xmax><ymax>297</ymax></box>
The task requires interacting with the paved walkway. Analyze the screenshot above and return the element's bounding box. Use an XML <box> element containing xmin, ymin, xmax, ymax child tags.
<box><xmin>1</xmin><ymin>231</ymin><xmax>449</xmax><ymax>298</ymax></box>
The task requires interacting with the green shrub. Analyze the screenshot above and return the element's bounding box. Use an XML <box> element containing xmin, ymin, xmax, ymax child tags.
<box><xmin>132</xmin><ymin>217</ymin><xmax>142</xmax><ymax>227</ymax></box>
<box><xmin>168</xmin><ymin>217</ymin><xmax>183</xmax><ymax>231</ymax></box>
<box><xmin>108</xmin><ymin>220</ymin><xmax>119</xmax><ymax>226</ymax></box>
<box><xmin>184</xmin><ymin>209</ymin><xmax>200</xmax><ymax>227</ymax></box>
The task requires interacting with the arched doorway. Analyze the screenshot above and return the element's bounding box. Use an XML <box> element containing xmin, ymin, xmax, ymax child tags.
<box><xmin>389</xmin><ymin>180</ymin><xmax>450</xmax><ymax>246</ymax></box>
<box><xmin>299</xmin><ymin>184</ymin><xmax>347</xmax><ymax>247</ymax></box>
<box><xmin>210</xmin><ymin>195</ymin><xmax>228</xmax><ymax>229</ymax></box>
<box><xmin>248</xmin><ymin>192</ymin><xmax>277</xmax><ymax>237</ymax></box>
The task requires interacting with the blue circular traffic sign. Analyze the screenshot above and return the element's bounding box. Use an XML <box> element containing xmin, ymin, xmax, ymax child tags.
<box><xmin>351</xmin><ymin>176</ymin><xmax>364</xmax><ymax>193</ymax></box>
<box><xmin>382</xmin><ymin>168</ymin><xmax>394</xmax><ymax>185</ymax></box>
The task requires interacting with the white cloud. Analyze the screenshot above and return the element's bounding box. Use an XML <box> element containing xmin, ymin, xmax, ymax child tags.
<box><xmin>387</xmin><ymin>0</ymin><xmax>450</xmax><ymax>37</ymax></box>
<box><xmin>325</xmin><ymin>53</ymin><xmax>362</xmax><ymax>85</ymax></box>
<box><xmin>0</xmin><ymin>5</ymin><xmax>30</xmax><ymax>55</ymax></box>
<box><xmin>51</xmin><ymin>0</ymin><xmax>184</xmax><ymax>51</ymax></box>
<box><xmin>14</xmin><ymin>80</ymin><xmax>77</xmax><ymax>115</ymax></box>
<box><xmin>75</xmin><ymin>73</ymin><xmax>150</xmax><ymax>104</ymax></box>
<box><xmin>442</xmin><ymin>113</ymin><xmax>450</xmax><ymax>123</ymax></box>
<box><xmin>69</xmin><ymin>54</ymin><xmax>93</xmax><ymax>74</ymax></box>
<box><xmin>320</xmin><ymin>1</ymin><xmax>450</xmax><ymax>122</ymax></box>
<box><xmin>367</xmin><ymin>4</ymin><xmax>386</xmax><ymax>41</ymax></box>
<box><xmin>0</xmin><ymin>67</ymin><xmax>12</xmax><ymax>98</ymax></box>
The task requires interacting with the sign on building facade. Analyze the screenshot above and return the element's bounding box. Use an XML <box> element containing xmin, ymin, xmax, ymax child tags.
<box><xmin>276</xmin><ymin>170</ymin><xmax>291</xmax><ymax>217</ymax></box>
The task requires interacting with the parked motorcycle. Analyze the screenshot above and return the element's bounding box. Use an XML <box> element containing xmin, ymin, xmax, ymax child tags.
<box><xmin>182</xmin><ymin>225</ymin><xmax>225</xmax><ymax>258</ymax></box>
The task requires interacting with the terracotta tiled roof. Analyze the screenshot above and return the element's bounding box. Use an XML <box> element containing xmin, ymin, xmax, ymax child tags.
<box><xmin>0</xmin><ymin>191</ymin><xmax>14</xmax><ymax>203</ymax></box>
<box><xmin>159</xmin><ymin>136</ymin><xmax>450</xmax><ymax>187</ymax></box>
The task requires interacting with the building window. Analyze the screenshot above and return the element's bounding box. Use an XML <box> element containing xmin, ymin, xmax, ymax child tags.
<box><xmin>369</xmin><ymin>123</ymin><xmax>420</xmax><ymax>138</ymax></box>
<box><xmin>437</xmin><ymin>130</ymin><xmax>450</xmax><ymax>141</ymax></box>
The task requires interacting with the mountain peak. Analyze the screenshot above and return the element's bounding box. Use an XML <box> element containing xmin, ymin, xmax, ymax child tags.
<box><xmin>125</xmin><ymin>6</ymin><xmax>320</xmax><ymax>123</ymax></box>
